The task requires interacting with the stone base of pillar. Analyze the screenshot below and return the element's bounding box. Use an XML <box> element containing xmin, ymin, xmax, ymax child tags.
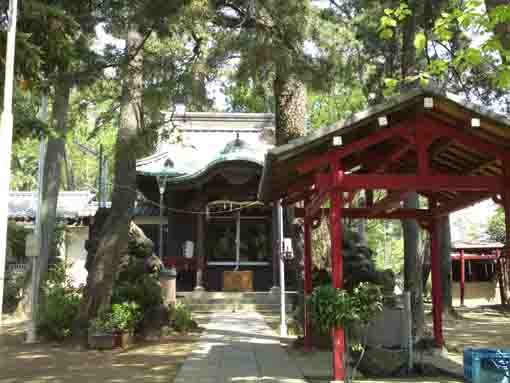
<box><xmin>269</xmin><ymin>286</ymin><xmax>280</xmax><ymax>294</ymax></box>
<box><xmin>194</xmin><ymin>285</ymin><xmax>205</xmax><ymax>291</ymax></box>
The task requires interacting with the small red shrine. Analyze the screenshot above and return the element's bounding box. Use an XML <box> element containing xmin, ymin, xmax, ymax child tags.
<box><xmin>258</xmin><ymin>87</ymin><xmax>510</xmax><ymax>381</ymax></box>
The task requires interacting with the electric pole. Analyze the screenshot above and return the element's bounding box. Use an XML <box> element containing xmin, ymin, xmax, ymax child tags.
<box><xmin>0</xmin><ymin>0</ymin><xmax>19</xmax><ymax>324</ymax></box>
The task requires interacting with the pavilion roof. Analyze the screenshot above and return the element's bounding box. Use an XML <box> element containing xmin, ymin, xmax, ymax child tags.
<box><xmin>258</xmin><ymin>86</ymin><xmax>510</xmax><ymax>209</ymax></box>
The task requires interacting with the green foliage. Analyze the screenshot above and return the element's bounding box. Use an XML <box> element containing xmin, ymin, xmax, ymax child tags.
<box><xmin>378</xmin><ymin>3</ymin><xmax>412</xmax><ymax>40</ymax></box>
<box><xmin>112</xmin><ymin>274</ymin><xmax>164</xmax><ymax>313</ymax></box>
<box><xmin>309</xmin><ymin>283</ymin><xmax>383</xmax><ymax>335</ymax></box>
<box><xmin>111</xmin><ymin>302</ymin><xmax>143</xmax><ymax>331</ymax></box>
<box><xmin>89</xmin><ymin>302</ymin><xmax>143</xmax><ymax>333</ymax></box>
<box><xmin>487</xmin><ymin>207</ymin><xmax>505</xmax><ymax>243</ymax></box>
<box><xmin>2</xmin><ymin>271</ymin><xmax>26</xmax><ymax>314</ymax></box>
<box><xmin>7</xmin><ymin>222</ymin><xmax>30</xmax><ymax>260</ymax></box>
<box><xmin>168</xmin><ymin>303</ymin><xmax>198</xmax><ymax>332</ymax></box>
<box><xmin>37</xmin><ymin>264</ymin><xmax>81</xmax><ymax>341</ymax></box>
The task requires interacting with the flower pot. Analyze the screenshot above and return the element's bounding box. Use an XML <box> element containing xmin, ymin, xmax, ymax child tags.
<box><xmin>114</xmin><ymin>331</ymin><xmax>134</xmax><ymax>348</ymax></box>
<box><xmin>88</xmin><ymin>332</ymin><xmax>116</xmax><ymax>350</ymax></box>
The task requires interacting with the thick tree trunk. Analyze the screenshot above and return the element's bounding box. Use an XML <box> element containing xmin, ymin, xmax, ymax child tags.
<box><xmin>440</xmin><ymin>215</ymin><xmax>453</xmax><ymax>311</ymax></box>
<box><xmin>401</xmin><ymin>0</ymin><xmax>427</xmax><ymax>340</ymax></box>
<box><xmin>273</xmin><ymin>70</ymin><xmax>307</xmax><ymax>324</ymax></box>
<box><xmin>79</xmin><ymin>23</ymin><xmax>143</xmax><ymax>323</ymax></box>
<box><xmin>37</xmin><ymin>81</ymin><xmax>71</xmax><ymax>284</ymax></box>
<box><xmin>274</xmin><ymin>73</ymin><xmax>307</xmax><ymax>145</ymax></box>
<box><xmin>403</xmin><ymin>193</ymin><xmax>425</xmax><ymax>339</ymax></box>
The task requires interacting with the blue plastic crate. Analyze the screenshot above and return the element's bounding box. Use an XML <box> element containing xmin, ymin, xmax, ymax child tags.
<box><xmin>464</xmin><ymin>348</ymin><xmax>510</xmax><ymax>383</ymax></box>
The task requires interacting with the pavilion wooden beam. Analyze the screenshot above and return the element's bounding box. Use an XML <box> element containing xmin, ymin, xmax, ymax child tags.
<box><xmin>424</xmin><ymin>116</ymin><xmax>506</xmax><ymax>158</ymax></box>
<box><xmin>296</xmin><ymin>207</ymin><xmax>431</xmax><ymax>220</ymax></box>
<box><xmin>338</xmin><ymin>174</ymin><xmax>503</xmax><ymax>192</ymax></box>
<box><xmin>297</xmin><ymin>121</ymin><xmax>415</xmax><ymax>174</ymax></box>
<box><xmin>433</xmin><ymin>192</ymin><xmax>494</xmax><ymax>216</ymax></box>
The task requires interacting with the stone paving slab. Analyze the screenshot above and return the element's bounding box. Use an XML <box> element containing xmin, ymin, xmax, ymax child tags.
<box><xmin>175</xmin><ymin>311</ymin><xmax>307</xmax><ymax>383</ymax></box>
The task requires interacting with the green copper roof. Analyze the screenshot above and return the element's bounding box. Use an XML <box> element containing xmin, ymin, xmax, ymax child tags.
<box><xmin>136</xmin><ymin>133</ymin><xmax>271</xmax><ymax>184</ymax></box>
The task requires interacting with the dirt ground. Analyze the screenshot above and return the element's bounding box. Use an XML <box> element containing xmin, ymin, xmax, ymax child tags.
<box><xmin>265</xmin><ymin>305</ymin><xmax>510</xmax><ymax>382</ymax></box>
<box><xmin>0</xmin><ymin>319</ymin><xmax>197</xmax><ymax>383</ymax></box>
<box><xmin>431</xmin><ymin>305</ymin><xmax>510</xmax><ymax>365</ymax></box>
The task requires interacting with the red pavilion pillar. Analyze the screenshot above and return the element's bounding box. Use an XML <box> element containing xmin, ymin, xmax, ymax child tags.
<box><xmin>303</xmin><ymin>206</ymin><xmax>313</xmax><ymax>352</ymax></box>
<box><xmin>330</xmin><ymin>186</ymin><xmax>345</xmax><ymax>381</ymax></box>
<box><xmin>430</xmin><ymin>217</ymin><xmax>444</xmax><ymax>347</ymax></box>
<box><xmin>502</xmin><ymin>155</ymin><xmax>510</xmax><ymax>305</ymax></box>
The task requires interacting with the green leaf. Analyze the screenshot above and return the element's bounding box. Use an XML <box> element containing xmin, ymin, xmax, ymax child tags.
<box><xmin>384</xmin><ymin>78</ymin><xmax>398</xmax><ymax>88</ymax></box>
<box><xmin>414</xmin><ymin>32</ymin><xmax>426</xmax><ymax>51</ymax></box>
<box><xmin>379</xmin><ymin>28</ymin><xmax>394</xmax><ymax>40</ymax></box>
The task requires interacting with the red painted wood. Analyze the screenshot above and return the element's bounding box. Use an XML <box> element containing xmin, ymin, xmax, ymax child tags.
<box><xmin>433</xmin><ymin>192</ymin><xmax>494</xmax><ymax>216</ymax></box>
<box><xmin>503</xmin><ymin>156</ymin><xmax>510</xmax><ymax>268</ymax></box>
<box><xmin>416</xmin><ymin>119</ymin><xmax>433</xmax><ymax>176</ymax></box>
<box><xmin>304</xmin><ymin>209</ymin><xmax>313</xmax><ymax>352</ymax></box>
<box><xmin>373</xmin><ymin>143</ymin><xmax>413</xmax><ymax>173</ymax></box>
<box><xmin>330</xmin><ymin>179</ymin><xmax>345</xmax><ymax>381</ymax></box>
<box><xmin>424</xmin><ymin>116</ymin><xmax>505</xmax><ymax>158</ymax></box>
<box><xmin>339</xmin><ymin>174</ymin><xmax>503</xmax><ymax>192</ymax></box>
<box><xmin>296</xmin><ymin>207</ymin><xmax>431</xmax><ymax>220</ymax></box>
<box><xmin>297</xmin><ymin>121</ymin><xmax>414</xmax><ymax>174</ymax></box>
<box><xmin>460</xmin><ymin>250</ymin><xmax>465</xmax><ymax>306</ymax></box>
<box><xmin>451</xmin><ymin>253</ymin><xmax>499</xmax><ymax>261</ymax></box>
<box><xmin>430</xmin><ymin>217</ymin><xmax>444</xmax><ymax>347</ymax></box>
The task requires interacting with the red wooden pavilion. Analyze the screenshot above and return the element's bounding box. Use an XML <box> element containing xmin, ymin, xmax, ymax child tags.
<box><xmin>258</xmin><ymin>87</ymin><xmax>510</xmax><ymax>382</ymax></box>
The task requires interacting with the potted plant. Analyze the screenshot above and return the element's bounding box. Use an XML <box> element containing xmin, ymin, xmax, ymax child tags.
<box><xmin>309</xmin><ymin>282</ymin><xmax>383</xmax><ymax>383</ymax></box>
<box><xmin>88</xmin><ymin>311</ymin><xmax>117</xmax><ymax>350</ymax></box>
<box><xmin>88</xmin><ymin>302</ymin><xmax>142</xmax><ymax>349</ymax></box>
<box><xmin>110</xmin><ymin>302</ymin><xmax>142</xmax><ymax>348</ymax></box>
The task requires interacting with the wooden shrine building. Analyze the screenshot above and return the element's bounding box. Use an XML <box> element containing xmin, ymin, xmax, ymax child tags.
<box><xmin>258</xmin><ymin>87</ymin><xmax>510</xmax><ymax>381</ymax></box>
<box><xmin>136</xmin><ymin>112</ymin><xmax>291</xmax><ymax>292</ymax></box>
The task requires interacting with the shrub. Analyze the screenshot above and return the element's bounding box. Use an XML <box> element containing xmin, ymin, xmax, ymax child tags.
<box><xmin>168</xmin><ymin>303</ymin><xmax>198</xmax><ymax>332</ymax></box>
<box><xmin>110</xmin><ymin>302</ymin><xmax>143</xmax><ymax>331</ymax></box>
<box><xmin>309</xmin><ymin>283</ymin><xmax>383</xmax><ymax>335</ymax></box>
<box><xmin>89</xmin><ymin>302</ymin><xmax>142</xmax><ymax>334</ymax></box>
<box><xmin>37</xmin><ymin>264</ymin><xmax>81</xmax><ymax>341</ymax></box>
<box><xmin>3</xmin><ymin>271</ymin><xmax>26</xmax><ymax>314</ymax></box>
<box><xmin>112</xmin><ymin>274</ymin><xmax>163</xmax><ymax>312</ymax></box>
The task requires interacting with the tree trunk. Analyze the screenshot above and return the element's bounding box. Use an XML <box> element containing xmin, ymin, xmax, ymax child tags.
<box><xmin>37</xmin><ymin>81</ymin><xmax>71</xmax><ymax>284</ymax></box>
<box><xmin>403</xmin><ymin>193</ymin><xmax>425</xmax><ymax>339</ymax></box>
<box><xmin>273</xmin><ymin>70</ymin><xmax>307</xmax><ymax>324</ymax></box>
<box><xmin>401</xmin><ymin>0</ymin><xmax>426</xmax><ymax>340</ymax></box>
<box><xmin>440</xmin><ymin>215</ymin><xmax>453</xmax><ymax>312</ymax></box>
<box><xmin>274</xmin><ymin>73</ymin><xmax>307</xmax><ymax>145</ymax></box>
<box><xmin>79</xmin><ymin>23</ymin><xmax>143</xmax><ymax>323</ymax></box>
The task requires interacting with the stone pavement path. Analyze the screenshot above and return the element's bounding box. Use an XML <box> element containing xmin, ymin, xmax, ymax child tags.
<box><xmin>175</xmin><ymin>311</ymin><xmax>307</xmax><ymax>383</ymax></box>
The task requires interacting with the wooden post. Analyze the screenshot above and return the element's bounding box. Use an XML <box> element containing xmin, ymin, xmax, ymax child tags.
<box><xmin>304</xmin><ymin>202</ymin><xmax>313</xmax><ymax>352</ymax></box>
<box><xmin>330</xmin><ymin>189</ymin><xmax>345</xmax><ymax>382</ymax></box>
<box><xmin>271</xmin><ymin>204</ymin><xmax>279</xmax><ymax>291</ymax></box>
<box><xmin>195</xmin><ymin>212</ymin><xmax>205</xmax><ymax>290</ymax></box>
<box><xmin>430</xmin><ymin>217</ymin><xmax>444</xmax><ymax>347</ymax></box>
<box><xmin>460</xmin><ymin>249</ymin><xmax>465</xmax><ymax>307</ymax></box>
<box><xmin>502</xmin><ymin>155</ymin><xmax>510</xmax><ymax>304</ymax></box>
<box><xmin>496</xmin><ymin>250</ymin><xmax>506</xmax><ymax>305</ymax></box>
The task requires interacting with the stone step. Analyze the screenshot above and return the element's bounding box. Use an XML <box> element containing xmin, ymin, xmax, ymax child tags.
<box><xmin>184</xmin><ymin>302</ymin><xmax>294</xmax><ymax>314</ymax></box>
<box><xmin>177</xmin><ymin>291</ymin><xmax>297</xmax><ymax>305</ymax></box>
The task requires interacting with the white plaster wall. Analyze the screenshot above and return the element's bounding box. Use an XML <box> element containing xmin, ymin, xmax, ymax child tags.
<box><xmin>65</xmin><ymin>226</ymin><xmax>89</xmax><ymax>287</ymax></box>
